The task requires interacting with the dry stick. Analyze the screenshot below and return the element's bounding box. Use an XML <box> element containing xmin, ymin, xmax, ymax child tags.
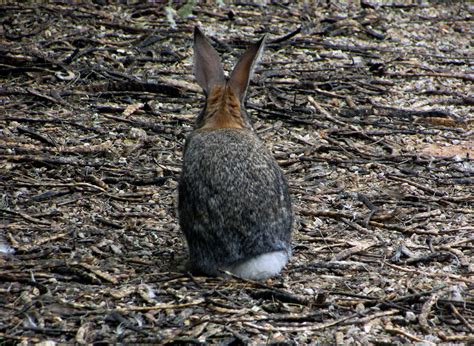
<box><xmin>15</xmin><ymin>182</ymin><xmax>106</xmax><ymax>192</ymax></box>
<box><xmin>439</xmin><ymin>245</ymin><xmax>471</xmax><ymax>268</ymax></box>
<box><xmin>0</xmin><ymin>333</ymin><xmax>41</xmax><ymax>344</ymax></box>
<box><xmin>295</xmin><ymin>260</ymin><xmax>369</xmax><ymax>273</ymax></box>
<box><xmin>75</xmin><ymin>322</ymin><xmax>94</xmax><ymax>345</ymax></box>
<box><xmin>308</xmin><ymin>96</ymin><xmax>390</xmax><ymax>159</ymax></box>
<box><xmin>6</xmin><ymin>232</ymin><xmax>20</xmax><ymax>248</ymax></box>
<box><xmin>387</xmin><ymin>263</ymin><xmax>473</xmax><ymax>285</ymax></box>
<box><xmin>16</xmin><ymin>232</ymin><xmax>69</xmax><ymax>252</ymax></box>
<box><xmin>405</xmin><ymin>251</ymin><xmax>456</xmax><ymax>266</ymax></box>
<box><xmin>300</xmin><ymin>208</ymin><xmax>436</xmax><ymax>236</ymax></box>
<box><xmin>411</xmin><ymin>209</ymin><xmax>442</xmax><ymax>220</ymax></box>
<box><xmin>0</xmin><ymin>208</ymin><xmax>49</xmax><ymax>225</ymax></box>
<box><xmin>369</xmin><ymin>221</ymin><xmax>439</xmax><ymax>235</ymax></box>
<box><xmin>331</xmin><ymin>241</ymin><xmax>375</xmax><ymax>261</ymax></box>
<box><xmin>209</xmin><ymin>304</ymin><xmax>247</xmax><ymax>314</ymax></box>
<box><xmin>385</xmin><ymin>326</ymin><xmax>435</xmax><ymax>344</ymax></box>
<box><xmin>387</xmin><ymin>175</ymin><xmax>447</xmax><ymax>197</ymax></box>
<box><xmin>341</xmin><ymin>309</ymin><xmax>400</xmax><ymax>326</ymax></box>
<box><xmin>299</xmin><ymin>207</ymin><xmax>377</xmax><ymax>234</ymax></box>
<box><xmin>223</xmin><ymin>271</ymin><xmax>309</xmax><ymax>305</ymax></box>
<box><xmin>156</xmin><ymin>76</ymin><xmax>201</xmax><ymax>93</ymax></box>
<box><xmin>446</xmin><ymin>237</ymin><xmax>474</xmax><ymax>248</ymax></box>
<box><xmin>102</xmin><ymin>114</ymin><xmax>166</xmax><ymax>133</ymax></box>
<box><xmin>307</xmin><ymin>95</ymin><xmax>348</xmax><ymax>127</ymax></box>
<box><xmin>419</xmin><ymin>287</ymin><xmax>452</xmax><ymax>335</ymax></box>
<box><xmin>311</xmin><ymin>86</ymin><xmax>348</xmax><ymax>100</ymax></box>
<box><xmin>302</xmin><ymin>207</ymin><xmax>440</xmax><ymax>236</ymax></box>
<box><xmin>16</xmin><ymin>126</ymin><xmax>56</xmax><ymax>146</ymax></box>
<box><xmin>220</xmin><ymin>311</ymin><xmax>327</xmax><ymax>324</ymax></box>
<box><xmin>104</xmin><ymin>192</ymin><xmax>153</xmax><ymax>202</ymax></box>
<box><xmin>188</xmin><ymin>321</ymin><xmax>209</xmax><ymax>340</ymax></box>
<box><xmin>26</xmin><ymin>87</ymin><xmax>68</xmax><ymax>106</ymax></box>
<box><xmin>386</xmin><ymin>71</ymin><xmax>474</xmax><ymax>82</ymax></box>
<box><xmin>335</xmin><ymin>332</ymin><xmax>344</xmax><ymax>345</ymax></box>
<box><xmin>441</xmin><ymin>334</ymin><xmax>474</xmax><ymax>342</ymax></box>
<box><xmin>449</xmin><ymin>303</ymin><xmax>474</xmax><ymax>333</ymax></box>
<box><xmin>0</xmin><ymin>141</ymin><xmax>113</xmax><ymax>156</ymax></box>
<box><xmin>0</xmin><ymin>116</ymin><xmax>98</xmax><ymax>132</ymax></box>
<box><xmin>1</xmin><ymin>154</ymin><xmax>103</xmax><ymax>167</ymax></box>
<box><xmin>95</xmin><ymin>216</ymin><xmax>123</xmax><ymax>229</ymax></box>
<box><xmin>242</xmin><ymin>314</ymin><xmax>356</xmax><ymax>332</ymax></box>
<box><xmin>356</xmin><ymin>192</ymin><xmax>379</xmax><ymax>226</ymax></box>
<box><xmin>298</xmin><ymin>208</ymin><xmax>354</xmax><ymax>220</ymax></box>
<box><xmin>223</xmin><ymin>326</ymin><xmax>252</xmax><ymax>344</ymax></box>
<box><xmin>243</xmin><ymin>309</ymin><xmax>399</xmax><ymax>332</ymax></box>
<box><xmin>270</xmin><ymin>26</ymin><xmax>301</xmax><ymax>44</ymax></box>
<box><xmin>79</xmin><ymin>263</ymin><xmax>117</xmax><ymax>284</ymax></box>
<box><xmin>111</xmin><ymin>299</ymin><xmax>206</xmax><ymax>312</ymax></box>
<box><xmin>340</xmin><ymin>217</ymin><xmax>373</xmax><ymax>235</ymax></box>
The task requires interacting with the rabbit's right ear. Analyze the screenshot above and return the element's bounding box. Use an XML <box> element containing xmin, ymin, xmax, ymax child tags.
<box><xmin>193</xmin><ymin>27</ymin><xmax>226</xmax><ymax>95</ymax></box>
<box><xmin>228</xmin><ymin>35</ymin><xmax>266</xmax><ymax>102</ymax></box>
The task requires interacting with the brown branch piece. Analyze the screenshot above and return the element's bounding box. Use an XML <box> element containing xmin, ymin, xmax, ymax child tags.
<box><xmin>386</xmin><ymin>71</ymin><xmax>474</xmax><ymax>82</ymax></box>
<box><xmin>308</xmin><ymin>95</ymin><xmax>348</xmax><ymax>126</ymax></box>
<box><xmin>26</xmin><ymin>87</ymin><xmax>68</xmax><ymax>106</ymax></box>
<box><xmin>387</xmin><ymin>175</ymin><xmax>447</xmax><ymax>197</ymax></box>
<box><xmin>0</xmin><ymin>208</ymin><xmax>50</xmax><ymax>225</ymax></box>
<box><xmin>298</xmin><ymin>208</ymin><xmax>354</xmax><ymax>220</ymax></box>
<box><xmin>385</xmin><ymin>326</ymin><xmax>435</xmax><ymax>344</ymax></box>
<box><xmin>16</xmin><ymin>126</ymin><xmax>56</xmax><ymax>146</ymax></box>
<box><xmin>419</xmin><ymin>287</ymin><xmax>451</xmax><ymax>335</ymax></box>
<box><xmin>113</xmin><ymin>299</ymin><xmax>206</xmax><ymax>312</ymax></box>
<box><xmin>242</xmin><ymin>314</ymin><xmax>356</xmax><ymax>332</ymax></box>
<box><xmin>439</xmin><ymin>245</ymin><xmax>471</xmax><ymax>270</ymax></box>
<box><xmin>386</xmin><ymin>263</ymin><xmax>474</xmax><ymax>285</ymax></box>
<box><xmin>331</xmin><ymin>241</ymin><xmax>375</xmax><ymax>261</ymax></box>
<box><xmin>222</xmin><ymin>271</ymin><xmax>310</xmax><ymax>305</ymax></box>
<box><xmin>15</xmin><ymin>232</ymin><xmax>69</xmax><ymax>252</ymax></box>
<box><xmin>449</xmin><ymin>303</ymin><xmax>474</xmax><ymax>333</ymax></box>
<box><xmin>79</xmin><ymin>263</ymin><xmax>118</xmax><ymax>284</ymax></box>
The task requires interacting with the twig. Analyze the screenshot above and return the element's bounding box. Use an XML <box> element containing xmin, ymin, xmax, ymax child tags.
<box><xmin>242</xmin><ymin>314</ymin><xmax>357</xmax><ymax>332</ymax></box>
<box><xmin>386</xmin><ymin>263</ymin><xmax>473</xmax><ymax>284</ymax></box>
<box><xmin>356</xmin><ymin>192</ymin><xmax>379</xmax><ymax>226</ymax></box>
<box><xmin>111</xmin><ymin>299</ymin><xmax>206</xmax><ymax>312</ymax></box>
<box><xmin>16</xmin><ymin>232</ymin><xmax>69</xmax><ymax>252</ymax></box>
<box><xmin>419</xmin><ymin>287</ymin><xmax>450</xmax><ymax>334</ymax></box>
<box><xmin>270</xmin><ymin>26</ymin><xmax>301</xmax><ymax>44</ymax></box>
<box><xmin>449</xmin><ymin>303</ymin><xmax>474</xmax><ymax>333</ymax></box>
<box><xmin>16</xmin><ymin>126</ymin><xmax>56</xmax><ymax>146</ymax></box>
<box><xmin>0</xmin><ymin>208</ymin><xmax>49</xmax><ymax>225</ymax></box>
<box><xmin>386</xmin><ymin>71</ymin><xmax>474</xmax><ymax>82</ymax></box>
<box><xmin>387</xmin><ymin>175</ymin><xmax>447</xmax><ymax>197</ymax></box>
<box><xmin>385</xmin><ymin>326</ymin><xmax>435</xmax><ymax>344</ymax></box>
<box><xmin>331</xmin><ymin>241</ymin><xmax>375</xmax><ymax>261</ymax></box>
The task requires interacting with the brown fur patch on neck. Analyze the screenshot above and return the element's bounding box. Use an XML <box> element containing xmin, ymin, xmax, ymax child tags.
<box><xmin>201</xmin><ymin>85</ymin><xmax>245</xmax><ymax>130</ymax></box>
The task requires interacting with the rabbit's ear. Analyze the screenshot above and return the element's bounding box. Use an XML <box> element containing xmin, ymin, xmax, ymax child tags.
<box><xmin>229</xmin><ymin>35</ymin><xmax>267</xmax><ymax>101</ymax></box>
<box><xmin>193</xmin><ymin>27</ymin><xmax>226</xmax><ymax>95</ymax></box>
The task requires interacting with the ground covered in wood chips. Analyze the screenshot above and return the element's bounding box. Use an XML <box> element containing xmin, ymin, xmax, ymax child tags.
<box><xmin>1</xmin><ymin>2</ymin><xmax>473</xmax><ymax>344</ymax></box>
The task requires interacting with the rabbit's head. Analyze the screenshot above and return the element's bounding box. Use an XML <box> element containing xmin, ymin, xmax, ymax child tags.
<box><xmin>193</xmin><ymin>27</ymin><xmax>266</xmax><ymax>131</ymax></box>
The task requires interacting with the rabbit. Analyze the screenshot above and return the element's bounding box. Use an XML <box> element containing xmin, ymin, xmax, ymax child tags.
<box><xmin>178</xmin><ymin>27</ymin><xmax>293</xmax><ymax>280</ymax></box>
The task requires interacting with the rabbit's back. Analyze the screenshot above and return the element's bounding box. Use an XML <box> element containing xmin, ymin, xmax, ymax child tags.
<box><xmin>178</xmin><ymin>128</ymin><xmax>292</xmax><ymax>276</ymax></box>
<box><xmin>179</xmin><ymin>27</ymin><xmax>293</xmax><ymax>279</ymax></box>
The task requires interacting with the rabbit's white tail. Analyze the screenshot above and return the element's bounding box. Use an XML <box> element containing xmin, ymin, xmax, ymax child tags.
<box><xmin>227</xmin><ymin>251</ymin><xmax>288</xmax><ymax>280</ymax></box>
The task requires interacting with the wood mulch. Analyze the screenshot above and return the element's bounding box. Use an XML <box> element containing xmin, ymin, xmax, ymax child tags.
<box><xmin>0</xmin><ymin>2</ymin><xmax>472</xmax><ymax>344</ymax></box>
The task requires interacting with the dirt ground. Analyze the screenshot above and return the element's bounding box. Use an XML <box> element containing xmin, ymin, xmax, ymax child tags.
<box><xmin>0</xmin><ymin>2</ymin><xmax>473</xmax><ymax>344</ymax></box>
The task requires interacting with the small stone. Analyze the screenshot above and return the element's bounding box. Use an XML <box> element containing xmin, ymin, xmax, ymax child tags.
<box><xmin>405</xmin><ymin>311</ymin><xmax>417</xmax><ymax>321</ymax></box>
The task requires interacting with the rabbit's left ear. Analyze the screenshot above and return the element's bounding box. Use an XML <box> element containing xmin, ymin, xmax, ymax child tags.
<box><xmin>228</xmin><ymin>35</ymin><xmax>267</xmax><ymax>102</ymax></box>
<box><xmin>193</xmin><ymin>27</ymin><xmax>226</xmax><ymax>95</ymax></box>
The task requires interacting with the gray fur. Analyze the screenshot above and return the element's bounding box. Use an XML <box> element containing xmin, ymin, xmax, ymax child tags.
<box><xmin>178</xmin><ymin>28</ymin><xmax>293</xmax><ymax>278</ymax></box>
